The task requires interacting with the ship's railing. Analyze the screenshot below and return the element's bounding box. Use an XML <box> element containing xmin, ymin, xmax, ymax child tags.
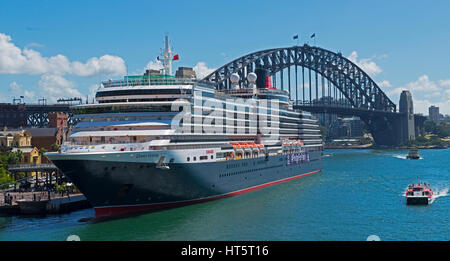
<box><xmin>102</xmin><ymin>78</ymin><xmax>213</xmax><ymax>88</ymax></box>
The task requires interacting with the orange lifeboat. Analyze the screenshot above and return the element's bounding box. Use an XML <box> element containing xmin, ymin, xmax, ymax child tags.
<box><xmin>231</xmin><ymin>143</ymin><xmax>241</xmax><ymax>149</ymax></box>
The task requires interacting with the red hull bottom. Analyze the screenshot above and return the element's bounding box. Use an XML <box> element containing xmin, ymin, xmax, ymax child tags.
<box><xmin>94</xmin><ymin>170</ymin><xmax>321</xmax><ymax>218</ymax></box>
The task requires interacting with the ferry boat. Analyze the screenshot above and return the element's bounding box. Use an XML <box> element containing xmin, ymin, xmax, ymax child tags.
<box><xmin>405</xmin><ymin>183</ymin><xmax>432</xmax><ymax>205</ymax></box>
<box><xmin>46</xmin><ymin>36</ymin><xmax>323</xmax><ymax>218</ymax></box>
<box><xmin>406</xmin><ymin>147</ymin><xmax>420</xmax><ymax>160</ymax></box>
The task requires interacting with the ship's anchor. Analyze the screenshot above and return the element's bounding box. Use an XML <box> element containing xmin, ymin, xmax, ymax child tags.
<box><xmin>156</xmin><ymin>155</ymin><xmax>170</xmax><ymax>170</ymax></box>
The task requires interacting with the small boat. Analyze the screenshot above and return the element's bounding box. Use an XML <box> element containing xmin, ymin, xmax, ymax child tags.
<box><xmin>406</xmin><ymin>147</ymin><xmax>420</xmax><ymax>159</ymax></box>
<box><xmin>405</xmin><ymin>183</ymin><xmax>432</xmax><ymax>205</ymax></box>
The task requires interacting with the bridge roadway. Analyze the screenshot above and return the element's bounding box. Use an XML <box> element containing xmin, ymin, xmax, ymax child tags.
<box><xmin>0</xmin><ymin>103</ymin><xmax>73</xmax><ymax>128</ymax></box>
<box><xmin>295</xmin><ymin>103</ymin><xmax>426</xmax><ymax>145</ymax></box>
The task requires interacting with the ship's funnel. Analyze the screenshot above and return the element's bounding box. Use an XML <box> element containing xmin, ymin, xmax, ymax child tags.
<box><xmin>255</xmin><ymin>68</ymin><xmax>268</xmax><ymax>89</ymax></box>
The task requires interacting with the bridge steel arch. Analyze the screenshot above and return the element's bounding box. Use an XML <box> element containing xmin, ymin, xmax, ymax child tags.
<box><xmin>203</xmin><ymin>45</ymin><xmax>396</xmax><ymax>113</ymax></box>
<box><xmin>203</xmin><ymin>45</ymin><xmax>404</xmax><ymax>146</ymax></box>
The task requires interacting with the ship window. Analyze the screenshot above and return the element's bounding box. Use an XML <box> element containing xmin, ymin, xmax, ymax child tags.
<box><xmin>187</xmin><ymin>157</ymin><xmax>190</xmax><ymax>162</ymax></box>
<box><xmin>200</xmin><ymin>156</ymin><xmax>207</xmax><ymax>160</ymax></box>
<box><xmin>193</xmin><ymin>157</ymin><xmax>196</xmax><ymax>161</ymax></box>
<box><xmin>211</xmin><ymin>155</ymin><xmax>214</xmax><ymax>159</ymax></box>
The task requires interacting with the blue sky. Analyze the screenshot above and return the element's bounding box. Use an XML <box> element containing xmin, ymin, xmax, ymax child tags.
<box><xmin>0</xmin><ymin>0</ymin><xmax>449</xmax><ymax>114</ymax></box>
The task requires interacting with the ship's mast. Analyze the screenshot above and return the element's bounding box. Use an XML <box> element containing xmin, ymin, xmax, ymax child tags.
<box><xmin>161</xmin><ymin>35</ymin><xmax>173</xmax><ymax>76</ymax></box>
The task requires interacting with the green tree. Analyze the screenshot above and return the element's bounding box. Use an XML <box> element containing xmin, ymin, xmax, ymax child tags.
<box><xmin>424</xmin><ymin>120</ymin><xmax>437</xmax><ymax>133</ymax></box>
<box><xmin>5</xmin><ymin>150</ymin><xmax>18</xmax><ymax>165</ymax></box>
<box><xmin>14</xmin><ymin>150</ymin><xmax>24</xmax><ymax>164</ymax></box>
<box><xmin>51</xmin><ymin>143</ymin><xmax>60</xmax><ymax>152</ymax></box>
<box><xmin>0</xmin><ymin>166</ymin><xmax>13</xmax><ymax>189</ymax></box>
<box><xmin>435</xmin><ymin>124</ymin><xmax>448</xmax><ymax>138</ymax></box>
<box><xmin>38</xmin><ymin>148</ymin><xmax>47</xmax><ymax>156</ymax></box>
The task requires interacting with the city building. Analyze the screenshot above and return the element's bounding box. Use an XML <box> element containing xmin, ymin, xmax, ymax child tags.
<box><xmin>342</xmin><ymin>117</ymin><xmax>364</xmax><ymax>137</ymax></box>
<box><xmin>11</xmin><ymin>147</ymin><xmax>41</xmax><ymax>165</ymax></box>
<box><xmin>326</xmin><ymin>117</ymin><xmax>365</xmax><ymax>139</ymax></box>
<box><xmin>428</xmin><ymin>105</ymin><xmax>440</xmax><ymax>124</ymax></box>
<box><xmin>0</xmin><ymin>129</ymin><xmax>32</xmax><ymax>149</ymax></box>
<box><xmin>25</xmin><ymin>128</ymin><xmax>64</xmax><ymax>151</ymax></box>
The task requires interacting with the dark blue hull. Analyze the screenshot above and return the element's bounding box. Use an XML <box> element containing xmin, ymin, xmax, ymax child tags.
<box><xmin>50</xmin><ymin>151</ymin><xmax>323</xmax><ymax>217</ymax></box>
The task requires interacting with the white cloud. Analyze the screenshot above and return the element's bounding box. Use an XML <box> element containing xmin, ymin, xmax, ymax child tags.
<box><xmin>8</xmin><ymin>81</ymin><xmax>35</xmax><ymax>101</ymax></box>
<box><xmin>37</xmin><ymin>74</ymin><xmax>82</xmax><ymax>103</ymax></box>
<box><xmin>413</xmin><ymin>98</ymin><xmax>450</xmax><ymax>116</ymax></box>
<box><xmin>193</xmin><ymin>62</ymin><xmax>215</xmax><ymax>79</ymax></box>
<box><xmin>88</xmin><ymin>84</ymin><xmax>100</xmax><ymax>102</ymax></box>
<box><xmin>0</xmin><ymin>33</ymin><xmax>126</xmax><ymax>77</ymax></box>
<box><xmin>386</xmin><ymin>87</ymin><xmax>403</xmax><ymax>97</ymax></box>
<box><xmin>402</xmin><ymin>74</ymin><xmax>441</xmax><ymax>92</ymax></box>
<box><xmin>386</xmin><ymin>75</ymin><xmax>450</xmax><ymax>115</ymax></box>
<box><xmin>438</xmin><ymin>79</ymin><xmax>450</xmax><ymax>87</ymax></box>
<box><xmin>347</xmin><ymin>51</ymin><xmax>383</xmax><ymax>77</ymax></box>
<box><xmin>9</xmin><ymin>81</ymin><xmax>21</xmax><ymax>93</ymax></box>
<box><xmin>71</xmin><ymin>55</ymin><xmax>127</xmax><ymax>77</ymax></box>
<box><xmin>377</xmin><ymin>80</ymin><xmax>391</xmax><ymax>88</ymax></box>
<box><xmin>145</xmin><ymin>60</ymin><xmax>164</xmax><ymax>71</ymax></box>
<box><xmin>24</xmin><ymin>90</ymin><xmax>35</xmax><ymax>100</ymax></box>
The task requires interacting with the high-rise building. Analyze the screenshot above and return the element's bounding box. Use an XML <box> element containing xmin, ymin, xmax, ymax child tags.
<box><xmin>428</xmin><ymin>105</ymin><xmax>440</xmax><ymax>125</ymax></box>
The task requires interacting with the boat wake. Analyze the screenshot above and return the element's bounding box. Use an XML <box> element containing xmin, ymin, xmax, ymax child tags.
<box><xmin>430</xmin><ymin>187</ymin><xmax>450</xmax><ymax>204</ymax></box>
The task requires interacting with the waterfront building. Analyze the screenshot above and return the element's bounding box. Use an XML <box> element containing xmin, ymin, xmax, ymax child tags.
<box><xmin>0</xmin><ymin>129</ymin><xmax>32</xmax><ymax>149</ymax></box>
<box><xmin>342</xmin><ymin>117</ymin><xmax>364</xmax><ymax>137</ymax></box>
<box><xmin>25</xmin><ymin>128</ymin><xmax>64</xmax><ymax>151</ymax></box>
<box><xmin>11</xmin><ymin>147</ymin><xmax>41</xmax><ymax>165</ymax></box>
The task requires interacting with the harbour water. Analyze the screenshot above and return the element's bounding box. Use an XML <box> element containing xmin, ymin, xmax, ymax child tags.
<box><xmin>0</xmin><ymin>149</ymin><xmax>448</xmax><ymax>241</ymax></box>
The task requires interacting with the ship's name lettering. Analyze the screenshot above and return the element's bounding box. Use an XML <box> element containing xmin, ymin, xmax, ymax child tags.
<box><xmin>286</xmin><ymin>152</ymin><xmax>310</xmax><ymax>166</ymax></box>
<box><xmin>135</xmin><ymin>154</ymin><xmax>159</xmax><ymax>159</ymax></box>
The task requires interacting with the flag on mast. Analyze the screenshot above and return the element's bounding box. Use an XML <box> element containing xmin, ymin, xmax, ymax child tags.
<box><xmin>310</xmin><ymin>33</ymin><xmax>315</xmax><ymax>38</ymax></box>
<box><xmin>172</xmin><ymin>54</ymin><xmax>179</xmax><ymax>61</ymax></box>
<box><xmin>293</xmin><ymin>34</ymin><xmax>298</xmax><ymax>40</ymax></box>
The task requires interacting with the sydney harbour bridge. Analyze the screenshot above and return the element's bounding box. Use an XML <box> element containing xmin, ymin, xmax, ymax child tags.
<box><xmin>203</xmin><ymin>44</ymin><xmax>425</xmax><ymax>146</ymax></box>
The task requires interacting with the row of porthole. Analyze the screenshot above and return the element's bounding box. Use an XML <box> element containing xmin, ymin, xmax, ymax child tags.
<box><xmin>219</xmin><ymin>164</ymin><xmax>283</xmax><ymax>178</ymax></box>
<box><xmin>187</xmin><ymin>155</ymin><xmax>214</xmax><ymax>162</ymax></box>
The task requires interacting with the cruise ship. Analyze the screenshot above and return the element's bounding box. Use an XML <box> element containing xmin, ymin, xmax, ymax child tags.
<box><xmin>46</xmin><ymin>37</ymin><xmax>323</xmax><ymax>218</ymax></box>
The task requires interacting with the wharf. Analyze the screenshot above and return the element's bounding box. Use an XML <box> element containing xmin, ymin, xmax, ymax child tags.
<box><xmin>0</xmin><ymin>191</ymin><xmax>91</xmax><ymax>215</ymax></box>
